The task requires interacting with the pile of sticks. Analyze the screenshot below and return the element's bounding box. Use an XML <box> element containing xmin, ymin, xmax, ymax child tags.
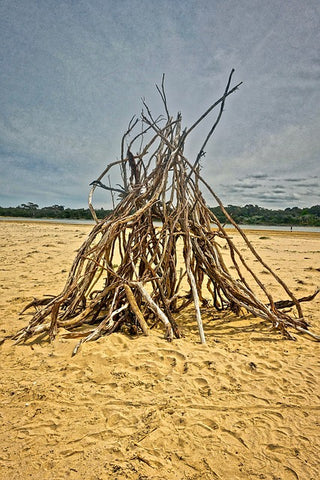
<box><xmin>13</xmin><ymin>71</ymin><xmax>319</xmax><ymax>353</ymax></box>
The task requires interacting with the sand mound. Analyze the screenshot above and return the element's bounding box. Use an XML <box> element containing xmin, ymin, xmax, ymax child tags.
<box><xmin>0</xmin><ymin>221</ymin><xmax>319</xmax><ymax>479</ymax></box>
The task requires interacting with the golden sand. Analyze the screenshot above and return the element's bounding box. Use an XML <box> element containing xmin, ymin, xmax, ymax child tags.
<box><xmin>0</xmin><ymin>221</ymin><xmax>319</xmax><ymax>479</ymax></box>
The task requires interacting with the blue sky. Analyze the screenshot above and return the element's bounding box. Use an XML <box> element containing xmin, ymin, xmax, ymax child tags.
<box><xmin>1</xmin><ymin>0</ymin><xmax>319</xmax><ymax>209</ymax></box>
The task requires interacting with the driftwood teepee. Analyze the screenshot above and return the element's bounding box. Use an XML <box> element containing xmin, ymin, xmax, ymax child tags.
<box><xmin>13</xmin><ymin>70</ymin><xmax>320</xmax><ymax>353</ymax></box>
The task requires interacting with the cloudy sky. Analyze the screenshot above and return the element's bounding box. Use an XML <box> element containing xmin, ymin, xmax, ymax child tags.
<box><xmin>1</xmin><ymin>0</ymin><xmax>319</xmax><ymax>209</ymax></box>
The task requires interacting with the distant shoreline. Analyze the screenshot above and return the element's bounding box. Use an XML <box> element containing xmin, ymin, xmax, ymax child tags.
<box><xmin>1</xmin><ymin>216</ymin><xmax>320</xmax><ymax>233</ymax></box>
<box><xmin>0</xmin><ymin>216</ymin><xmax>95</xmax><ymax>225</ymax></box>
<box><xmin>1</xmin><ymin>204</ymin><xmax>319</xmax><ymax>227</ymax></box>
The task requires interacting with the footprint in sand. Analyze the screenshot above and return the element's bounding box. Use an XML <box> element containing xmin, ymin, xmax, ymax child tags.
<box><xmin>158</xmin><ymin>348</ymin><xmax>187</xmax><ymax>374</ymax></box>
<box><xmin>202</xmin><ymin>417</ymin><xmax>219</xmax><ymax>430</ymax></box>
<box><xmin>195</xmin><ymin>377</ymin><xmax>212</xmax><ymax>397</ymax></box>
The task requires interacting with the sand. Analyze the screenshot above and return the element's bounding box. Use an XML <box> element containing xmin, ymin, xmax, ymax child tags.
<box><xmin>0</xmin><ymin>220</ymin><xmax>319</xmax><ymax>480</ymax></box>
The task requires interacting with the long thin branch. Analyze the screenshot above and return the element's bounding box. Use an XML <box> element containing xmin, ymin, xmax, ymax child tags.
<box><xmin>185</xmin><ymin>70</ymin><xmax>242</xmax><ymax>137</ymax></box>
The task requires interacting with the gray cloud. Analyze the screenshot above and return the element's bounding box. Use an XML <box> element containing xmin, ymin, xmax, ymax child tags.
<box><xmin>255</xmin><ymin>195</ymin><xmax>301</xmax><ymax>203</ymax></box>
<box><xmin>1</xmin><ymin>0</ymin><xmax>320</xmax><ymax>209</ymax></box>
<box><xmin>247</xmin><ymin>174</ymin><xmax>269</xmax><ymax>180</ymax></box>
<box><xmin>295</xmin><ymin>182</ymin><xmax>320</xmax><ymax>188</ymax></box>
<box><xmin>284</xmin><ymin>178</ymin><xmax>307</xmax><ymax>183</ymax></box>
<box><xmin>222</xmin><ymin>183</ymin><xmax>261</xmax><ymax>190</ymax></box>
<box><xmin>243</xmin><ymin>191</ymin><xmax>302</xmax><ymax>202</ymax></box>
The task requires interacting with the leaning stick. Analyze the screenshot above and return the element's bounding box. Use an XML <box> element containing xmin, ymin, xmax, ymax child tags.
<box><xmin>124</xmin><ymin>284</ymin><xmax>149</xmax><ymax>336</ymax></box>
<box><xmin>133</xmin><ymin>281</ymin><xmax>174</xmax><ymax>341</ymax></box>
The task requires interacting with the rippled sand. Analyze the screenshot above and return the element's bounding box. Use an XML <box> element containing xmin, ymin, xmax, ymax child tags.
<box><xmin>0</xmin><ymin>221</ymin><xmax>319</xmax><ymax>479</ymax></box>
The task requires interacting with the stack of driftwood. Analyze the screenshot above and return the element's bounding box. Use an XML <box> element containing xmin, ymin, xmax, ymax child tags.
<box><xmin>13</xmin><ymin>71</ymin><xmax>319</xmax><ymax>353</ymax></box>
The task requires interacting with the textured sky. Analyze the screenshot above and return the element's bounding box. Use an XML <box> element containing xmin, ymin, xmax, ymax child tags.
<box><xmin>1</xmin><ymin>0</ymin><xmax>319</xmax><ymax>209</ymax></box>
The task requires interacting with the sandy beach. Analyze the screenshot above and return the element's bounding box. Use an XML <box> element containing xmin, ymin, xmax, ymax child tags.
<box><xmin>0</xmin><ymin>220</ymin><xmax>319</xmax><ymax>480</ymax></box>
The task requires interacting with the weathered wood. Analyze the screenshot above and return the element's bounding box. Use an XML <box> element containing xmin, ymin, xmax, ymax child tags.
<box><xmin>11</xmin><ymin>71</ymin><xmax>319</xmax><ymax>352</ymax></box>
<box><xmin>124</xmin><ymin>284</ymin><xmax>149</xmax><ymax>336</ymax></box>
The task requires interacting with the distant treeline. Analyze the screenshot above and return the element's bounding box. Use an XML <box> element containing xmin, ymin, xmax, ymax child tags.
<box><xmin>0</xmin><ymin>202</ymin><xmax>320</xmax><ymax>226</ymax></box>
<box><xmin>211</xmin><ymin>204</ymin><xmax>320</xmax><ymax>226</ymax></box>
<box><xmin>0</xmin><ymin>203</ymin><xmax>111</xmax><ymax>220</ymax></box>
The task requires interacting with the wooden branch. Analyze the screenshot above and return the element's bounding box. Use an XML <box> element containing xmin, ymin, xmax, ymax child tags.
<box><xmin>124</xmin><ymin>284</ymin><xmax>149</xmax><ymax>335</ymax></box>
<box><xmin>184</xmin><ymin>70</ymin><xmax>242</xmax><ymax>137</ymax></box>
<box><xmin>134</xmin><ymin>281</ymin><xmax>174</xmax><ymax>341</ymax></box>
<box><xmin>14</xmin><ymin>70</ymin><xmax>320</xmax><ymax>354</ymax></box>
<box><xmin>187</xmin><ymin>69</ymin><xmax>236</xmax><ymax>181</ymax></box>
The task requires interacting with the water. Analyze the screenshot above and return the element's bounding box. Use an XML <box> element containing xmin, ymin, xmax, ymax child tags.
<box><xmin>0</xmin><ymin>216</ymin><xmax>95</xmax><ymax>225</ymax></box>
<box><xmin>223</xmin><ymin>223</ymin><xmax>320</xmax><ymax>233</ymax></box>
<box><xmin>1</xmin><ymin>216</ymin><xmax>320</xmax><ymax>232</ymax></box>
